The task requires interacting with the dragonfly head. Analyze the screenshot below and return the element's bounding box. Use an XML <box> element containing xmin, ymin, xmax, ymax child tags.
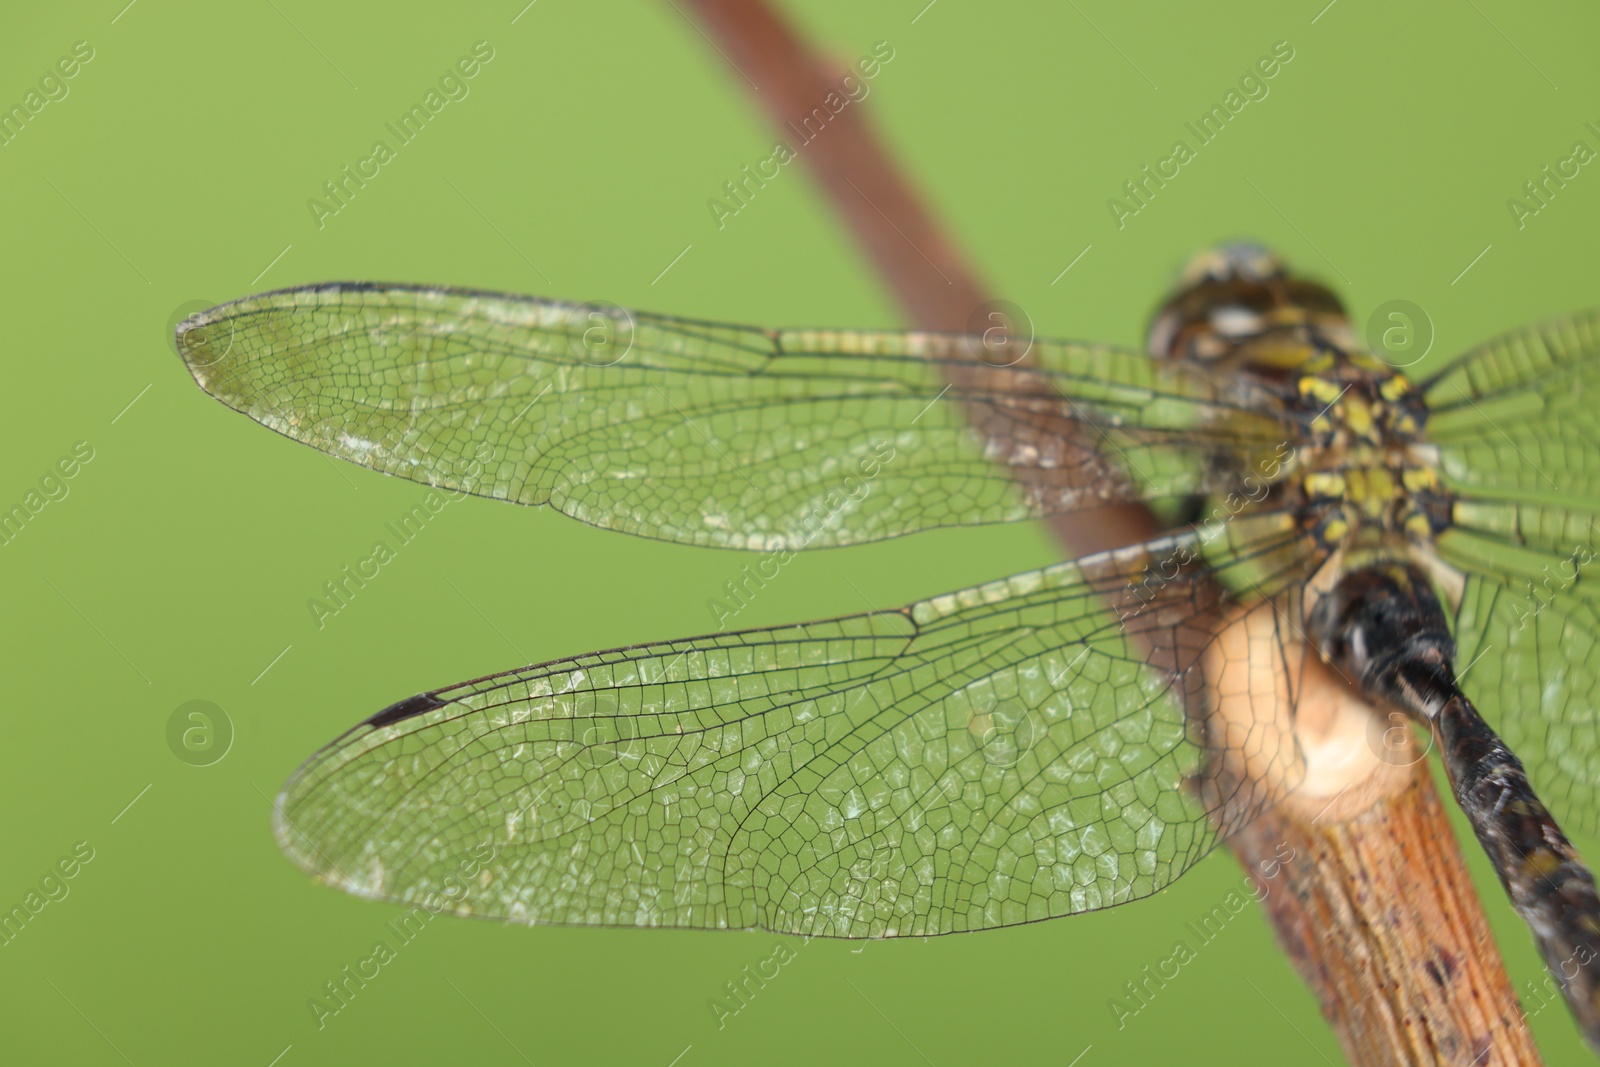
<box><xmin>1148</xmin><ymin>243</ymin><xmax>1353</xmax><ymax>365</ymax></box>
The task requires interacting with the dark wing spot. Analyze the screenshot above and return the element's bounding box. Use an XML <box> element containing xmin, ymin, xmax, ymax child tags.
<box><xmin>364</xmin><ymin>691</ymin><xmax>450</xmax><ymax>729</ymax></box>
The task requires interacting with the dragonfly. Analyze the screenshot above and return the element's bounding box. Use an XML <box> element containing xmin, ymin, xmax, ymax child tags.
<box><xmin>176</xmin><ymin>245</ymin><xmax>1600</xmax><ymax>1050</ymax></box>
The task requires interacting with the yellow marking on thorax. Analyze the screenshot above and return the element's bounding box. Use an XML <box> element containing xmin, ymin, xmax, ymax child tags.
<box><xmin>1298</xmin><ymin>376</ymin><xmax>1343</xmax><ymax>405</ymax></box>
<box><xmin>1379</xmin><ymin>374</ymin><xmax>1412</xmax><ymax>402</ymax></box>
<box><xmin>1401</xmin><ymin>466</ymin><xmax>1438</xmax><ymax>493</ymax></box>
<box><xmin>1303</xmin><ymin>471</ymin><xmax>1347</xmax><ymax>498</ymax></box>
<box><xmin>1342</xmin><ymin>394</ymin><xmax>1374</xmax><ymax>437</ymax></box>
<box><xmin>1345</xmin><ymin>467</ymin><xmax>1396</xmax><ymax>518</ymax></box>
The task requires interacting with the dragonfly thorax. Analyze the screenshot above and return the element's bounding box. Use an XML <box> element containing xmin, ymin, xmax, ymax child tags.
<box><xmin>1151</xmin><ymin>246</ymin><xmax>1451</xmax><ymax>555</ymax></box>
<box><xmin>1289</xmin><ymin>357</ymin><xmax>1449</xmax><ymax>552</ymax></box>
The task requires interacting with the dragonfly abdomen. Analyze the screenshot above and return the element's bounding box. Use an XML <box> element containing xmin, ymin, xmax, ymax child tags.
<box><xmin>1311</xmin><ymin>560</ymin><xmax>1600</xmax><ymax>1050</ymax></box>
<box><xmin>1434</xmin><ymin>691</ymin><xmax>1600</xmax><ymax>1043</ymax></box>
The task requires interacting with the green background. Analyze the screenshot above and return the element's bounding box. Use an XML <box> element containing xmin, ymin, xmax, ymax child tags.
<box><xmin>3</xmin><ymin>1</ymin><xmax>1599</xmax><ymax>1063</ymax></box>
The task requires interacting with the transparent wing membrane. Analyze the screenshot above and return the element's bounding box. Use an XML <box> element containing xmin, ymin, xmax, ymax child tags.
<box><xmin>1427</xmin><ymin>310</ymin><xmax>1600</xmax><ymax>575</ymax></box>
<box><xmin>176</xmin><ymin>283</ymin><xmax>1287</xmax><ymax>550</ymax></box>
<box><xmin>274</xmin><ymin>528</ymin><xmax>1307</xmax><ymax>937</ymax></box>
<box><xmin>1427</xmin><ymin>303</ymin><xmax>1600</xmax><ymax>866</ymax></box>
<box><xmin>1453</xmin><ymin>574</ymin><xmax>1600</xmax><ymax>838</ymax></box>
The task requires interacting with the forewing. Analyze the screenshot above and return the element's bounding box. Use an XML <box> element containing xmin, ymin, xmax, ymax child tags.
<box><xmin>177</xmin><ymin>283</ymin><xmax>1286</xmax><ymax>550</ymax></box>
<box><xmin>1453</xmin><ymin>573</ymin><xmax>1600</xmax><ymax>838</ymax></box>
<box><xmin>273</xmin><ymin>531</ymin><xmax>1301</xmax><ymax>937</ymax></box>
<box><xmin>1427</xmin><ymin>309</ymin><xmax>1600</xmax><ymax>576</ymax></box>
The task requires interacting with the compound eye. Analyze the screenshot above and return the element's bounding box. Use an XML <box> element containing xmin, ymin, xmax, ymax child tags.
<box><xmin>1178</xmin><ymin>243</ymin><xmax>1285</xmax><ymax>287</ymax></box>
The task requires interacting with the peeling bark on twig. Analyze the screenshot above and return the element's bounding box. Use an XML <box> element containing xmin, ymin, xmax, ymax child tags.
<box><xmin>1234</xmin><ymin>757</ymin><xmax>1542</xmax><ymax>1065</ymax></box>
<box><xmin>675</xmin><ymin>2</ymin><xmax>1541</xmax><ymax>1062</ymax></box>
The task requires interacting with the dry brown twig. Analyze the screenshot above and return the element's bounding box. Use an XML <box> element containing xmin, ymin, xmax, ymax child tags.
<box><xmin>677</xmin><ymin>1</ymin><xmax>1543</xmax><ymax>1063</ymax></box>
